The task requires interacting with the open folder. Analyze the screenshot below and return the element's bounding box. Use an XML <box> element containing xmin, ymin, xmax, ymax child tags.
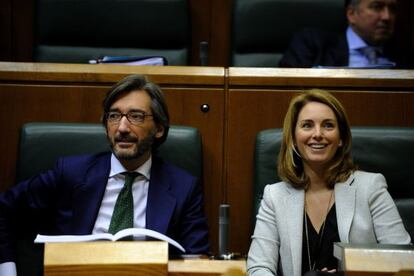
<box><xmin>89</xmin><ymin>55</ymin><xmax>168</xmax><ymax>66</ymax></box>
<box><xmin>35</xmin><ymin>227</ymin><xmax>185</xmax><ymax>253</ymax></box>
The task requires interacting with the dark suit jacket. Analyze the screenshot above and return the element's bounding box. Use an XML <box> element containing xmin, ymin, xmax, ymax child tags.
<box><xmin>0</xmin><ymin>152</ymin><xmax>210</xmax><ymax>263</ymax></box>
<box><xmin>279</xmin><ymin>28</ymin><xmax>414</xmax><ymax>69</ymax></box>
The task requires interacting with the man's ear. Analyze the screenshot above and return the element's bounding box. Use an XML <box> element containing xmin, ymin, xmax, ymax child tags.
<box><xmin>346</xmin><ymin>5</ymin><xmax>357</xmax><ymax>25</ymax></box>
<box><xmin>155</xmin><ymin>125</ymin><xmax>164</xmax><ymax>138</ymax></box>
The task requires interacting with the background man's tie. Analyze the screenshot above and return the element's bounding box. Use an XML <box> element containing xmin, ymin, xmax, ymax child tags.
<box><xmin>360</xmin><ymin>46</ymin><xmax>378</xmax><ymax>65</ymax></box>
<box><xmin>108</xmin><ymin>172</ymin><xmax>140</xmax><ymax>235</ymax></box>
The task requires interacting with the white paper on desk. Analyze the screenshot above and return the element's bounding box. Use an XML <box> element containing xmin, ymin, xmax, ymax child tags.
<box><xmin>34</xmin><ymin>228</ymin><xmax>185</xmax><ymax>253</ymax></box>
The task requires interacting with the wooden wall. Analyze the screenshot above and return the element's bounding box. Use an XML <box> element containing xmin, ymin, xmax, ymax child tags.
<box><xmin>1</xmin><ymin>63</ymin><xmax>414</xmax><ymax>255</ymax></box>
<box><xmin>1</xmin><ymin>0</ymin><xmax>413</xmax><ymax>66</ymax></box>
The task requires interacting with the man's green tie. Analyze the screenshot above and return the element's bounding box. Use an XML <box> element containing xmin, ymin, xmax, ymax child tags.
<box><xmin>108</xmin><ymin>172</ymin><xmax>140</xmax><ymax>235</ymax></box>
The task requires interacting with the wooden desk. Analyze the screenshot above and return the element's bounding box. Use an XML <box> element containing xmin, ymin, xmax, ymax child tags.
<box><xmin>334</xmin><ymin>243</ymin><xmax>414</xmax><ymax>275</ymax></box>
<box><xmin>169</xmin><ymin>259</ymin><xmax>246</xmax><ymax>276</ymax></box>
<box><xmin>44</xmin><ymin>241</ymin><xmax>168</xmax><ymax>276</ymax></box>
<box><xmin>44</xmin><ymin>240</ymin><xmax>246</xmax><ymax>276</ymax></box>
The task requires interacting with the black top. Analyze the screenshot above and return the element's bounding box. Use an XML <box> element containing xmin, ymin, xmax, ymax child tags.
<box><xmin>302</xmin><ymin>203</ymin><xmax>340</xmax><ymax>275</ymax></box>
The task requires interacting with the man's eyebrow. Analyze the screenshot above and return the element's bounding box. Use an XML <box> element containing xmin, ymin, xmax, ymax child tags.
<box><xmin>128</xmin><ymin>108</ymin><xmax>147</xmax><ymax>113</ymax></box>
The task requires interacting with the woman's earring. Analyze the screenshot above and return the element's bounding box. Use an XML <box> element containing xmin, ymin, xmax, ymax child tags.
<box><xmin>292</xmin><ymin>146</ymin><xmax>302</xmax><ymax>158</ymax></box>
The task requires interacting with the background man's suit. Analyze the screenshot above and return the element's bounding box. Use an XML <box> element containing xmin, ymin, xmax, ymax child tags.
<box><xmin>279</xmin><ymin>28</ymin><xmax>414</xmax><ymax>69</ymax></box>
<box><xmin>0</xmin><ymin>152</ymin><xmax>210</xmax><ymax>263</ymax></box>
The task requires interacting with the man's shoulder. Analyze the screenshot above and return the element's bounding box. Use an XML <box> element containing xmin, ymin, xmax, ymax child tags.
<box><xmin>152</xmin><ymin>157</ymin><xmax>196</xmax><ymax>180</ymax></box>
<box><xmin>292</xmin><ymin>27</ymin><xmax>343</xmax><ymax>44</ymax></box>
<box><xmin>279</xmin><ymin>27</ymin><xmax>347</xmax><ymax>67</ymax></box>
<box><xmin>56</xmin><ymin>151</ymin><xmax>111</xmax><ymax>170</ymax></box>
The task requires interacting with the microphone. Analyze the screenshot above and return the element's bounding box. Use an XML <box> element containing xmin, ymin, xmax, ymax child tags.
<box><xmin>199</xmin><ymin>41</ymin><xmax>209</xmax><ymax>66</ymax></box>
<box><xmin>219</xmin><ymin>204</ymin><xmax>230</xmax><ymax>257</ymax></box>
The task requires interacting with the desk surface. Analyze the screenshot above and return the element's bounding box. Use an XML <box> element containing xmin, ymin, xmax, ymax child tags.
<box><xmin>169</xmin><ymin>259</ymin><xmax>246</xmax><ymax>275</ymax></box>
<box><xmin>334</xmin><ymin>243</ymin><xmax>414</xmax><ymax>273</ymax></box>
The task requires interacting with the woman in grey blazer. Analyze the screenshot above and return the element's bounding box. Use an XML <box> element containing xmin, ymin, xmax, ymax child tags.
<box><xmin>247</xmin><ymin>90</ymin><xmax>411</xmax><ymax>276</ymax></box>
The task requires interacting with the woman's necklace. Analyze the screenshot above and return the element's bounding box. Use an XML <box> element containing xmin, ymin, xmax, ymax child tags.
<box><xmin>304</xmin><ymin>189</ymin><xmax>334</xmax><ymax>271</ymax></box>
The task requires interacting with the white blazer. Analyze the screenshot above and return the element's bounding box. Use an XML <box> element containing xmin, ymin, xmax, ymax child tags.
<box><xmin>247</xmin><ymin>171</ymin><xmax>411</xmax><ymax>276</ymax></box>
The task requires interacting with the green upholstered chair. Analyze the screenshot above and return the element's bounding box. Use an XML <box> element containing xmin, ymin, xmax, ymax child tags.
<box><xmin>34</xmin><ymin>0</ymin><xmax>191</xmax><ymax>65</ymax></box>
<box><xmin>15</xmin><ymin>122</ymin><xmax>202</xmax><ymax>276</ymax></box>
<box><xmin>253</xmin><ymin>127</ymin><xmax>414</xmax><ymax>239</ymax></box>
<box><xmin>230</xmin><ymin>0</ymin><xmax>346</xmax><ymax>67</ymax></box>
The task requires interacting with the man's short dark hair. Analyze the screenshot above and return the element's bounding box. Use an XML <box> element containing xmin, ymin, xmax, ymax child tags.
<box><xmin>345</xmin><ymin>0</ymin><xmax>359</xmax><ymax>8</ymax></box>
<box><xmin>102</xmin><ymin>74</ymin><xmax>170</xmax><ymax>149</ymax></box>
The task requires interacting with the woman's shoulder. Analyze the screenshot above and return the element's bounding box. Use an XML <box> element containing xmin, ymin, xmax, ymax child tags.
<box><xmin>352</xmin><ymin>170</ymin><xmax>385</xmax><ymax>180</ymax></box>
<box><xmin>263</xmin><ymin>181</ymin><xmax>298</xmax><ymax>197</ymax></box>
<box><xmin>347</xmin><ymin>170</ymin><xmax>387</xmax><ymax>190</ymax></box>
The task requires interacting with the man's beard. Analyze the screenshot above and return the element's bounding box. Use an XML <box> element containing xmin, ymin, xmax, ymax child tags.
<box><xmin>109</xmin><ymin>129</ymin><xmax>156</xmax><ymax>161</ymax></box>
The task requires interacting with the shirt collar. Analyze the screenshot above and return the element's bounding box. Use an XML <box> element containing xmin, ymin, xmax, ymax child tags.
<box><xmin>346</xmin><ymin>26</ymin><xmax>368</xmax><ymax>51</ymax></box>
<box><xmin>109</xmin><ymin>154</ymin><xmax>152</xmax><ymax>180</ymax></box>
<box><xmin>346</xmin><ymin>26</ymin><xmax>383</xmax><ymax>53</ymax></box>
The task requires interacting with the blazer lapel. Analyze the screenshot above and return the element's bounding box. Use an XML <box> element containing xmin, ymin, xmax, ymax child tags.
<box><xmin>335</xmin><ymin>174</ymin><xmax>356</xmax><ymax>243</ymax></box>
<box><xmin>72</xmin><ymin>153</ymin><xmax>111</xmax><ymax>234</ymax></box>
<box><xmin>146</xmin><ymin>159</ymin><xmax>176</xmax><ymax>234</ymax></box>
<box><xmin>285</xmin><ymin>186</ymin><xmax>305</xmax><ymax>276</ymax></box>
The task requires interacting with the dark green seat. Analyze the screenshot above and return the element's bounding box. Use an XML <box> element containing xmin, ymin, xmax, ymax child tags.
<box><xmin>253</xmin><ymin>127</ymin><xmax>414</xmax><ymax>239</ymax></box>
<box><xmin>230</xmin><ymin>0</ymin><xmax>346</xmax><ymax>67</ymax></box>
<box><xmin>34</xmin><ymin>0</ymin><xmax>191</xmax><ymax>65</ymax></box>
<box><xmin>15</xmin><ymin>122</ymin><xmax>202</xmax><ymax>276</ymax></box>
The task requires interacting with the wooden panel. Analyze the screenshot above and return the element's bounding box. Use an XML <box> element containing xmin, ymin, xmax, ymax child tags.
<box><xmin>209</xmin><ymin>0</ymin><xmax>233</xmax><ymax>66</ymax></box>
<box><xmin>228</xmin><ymin>67</ymin><xmax>414</xmax><ymax>89</ymax></box>
<box><xmin>226</xmin><ymin>68</ymin><xmax>414</xmax><ymax>254</ymax></box>
<box><xmin>0</xmin><ymin>62</ymin><xmax>225</xmax><ymax>85</ymax></box>
<box><xmin>0</xmin><ymin>0</ymin><xmax>12</xmax><ymax>61</ymax></box>
<box><xmin>394</xmin><ymin>0</ymin><xmax>414</xmax><ymax>53</ymax></box>
<box><xmin>44</xmin><ymin>241</ymin><xmax>168</xmax><ymax>276</ymax></box>
<box><xmin>12</xmin><ymin>0</ymin><xmax>34</xmax><ymax>61</ymax></box>
<box><xmin>334</xmin><ymin>243</ymin><xmax>414</xmax><ymax>274</ymax></box>
<box><xmin>168</xmin><ymin>259</ymin><xmax>246</xmax><ymax>276</ymax></box>
<box><xmin>0</xmin><ymin>63</ymin><xmax>225</xmax><ymax>255</ymax></box>
<box><xmin>189</xmin><ymin>0</ymin><xmax>211</xmax><ymax>65</ymax></box>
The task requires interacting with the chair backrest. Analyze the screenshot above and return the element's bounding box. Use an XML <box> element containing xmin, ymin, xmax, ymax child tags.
<box><xmin>17</xmin><ymin>122</ymin><xmax>202</xmax><ymax>181</ymax></box>
<box><xmin>230</xmin><ymin>0</ymin><xmax>346</xmax><ymax>67</ymax></box>
<box><xmin>253</xmin><ymin>127</ymin><xmax>414</xmax><ymax>239</ymax></box>
<box><xmin>33</xmin><ymin>0</ymin><xmax>191</xmax><ymax>65</ymax></box>
<box><xmin>15</xmin><ymin>122</ymin><xmax>202</xmax><ymax>276</ymax></box>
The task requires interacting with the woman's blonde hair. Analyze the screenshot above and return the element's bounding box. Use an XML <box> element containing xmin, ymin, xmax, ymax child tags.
<box><xmin>277</xmin><ymin>89</ymin><xmax>357</xmax><ymax>188</ymax></box>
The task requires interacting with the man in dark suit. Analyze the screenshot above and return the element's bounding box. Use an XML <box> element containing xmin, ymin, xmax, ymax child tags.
<box><xmin>279</xmin><ymin>0</ymin><xmax>414</xmax><ymax>68</ymax></box>
<box><xmin>0</xmin><ymin>74</ymin><xmax>210</xmax><ymax>275</ymax></box>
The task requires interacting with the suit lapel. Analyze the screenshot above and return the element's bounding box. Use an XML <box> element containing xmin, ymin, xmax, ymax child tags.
<box><xmin>326</xmin><ymin>33</ymin><xmax>349</xmax><ymax>66</ymax></box>
<box><xmin>72</xmin><ymin>153</ymin><xmax>111</xmax><ymax>234</ymax></box>
<box><xmin>335</xmin><ymin>174</ymin><xmax>356</xmax><ymax>243</ymax></box>
<box><xmin>285</xmin><ymin>186</ymin><xmax>305</xmax><ymax>276</ymax></box>
<box><xmin>146</xmin><ymin>158</ymin><xmax>176</xmax><ymax>234</ymax></box>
